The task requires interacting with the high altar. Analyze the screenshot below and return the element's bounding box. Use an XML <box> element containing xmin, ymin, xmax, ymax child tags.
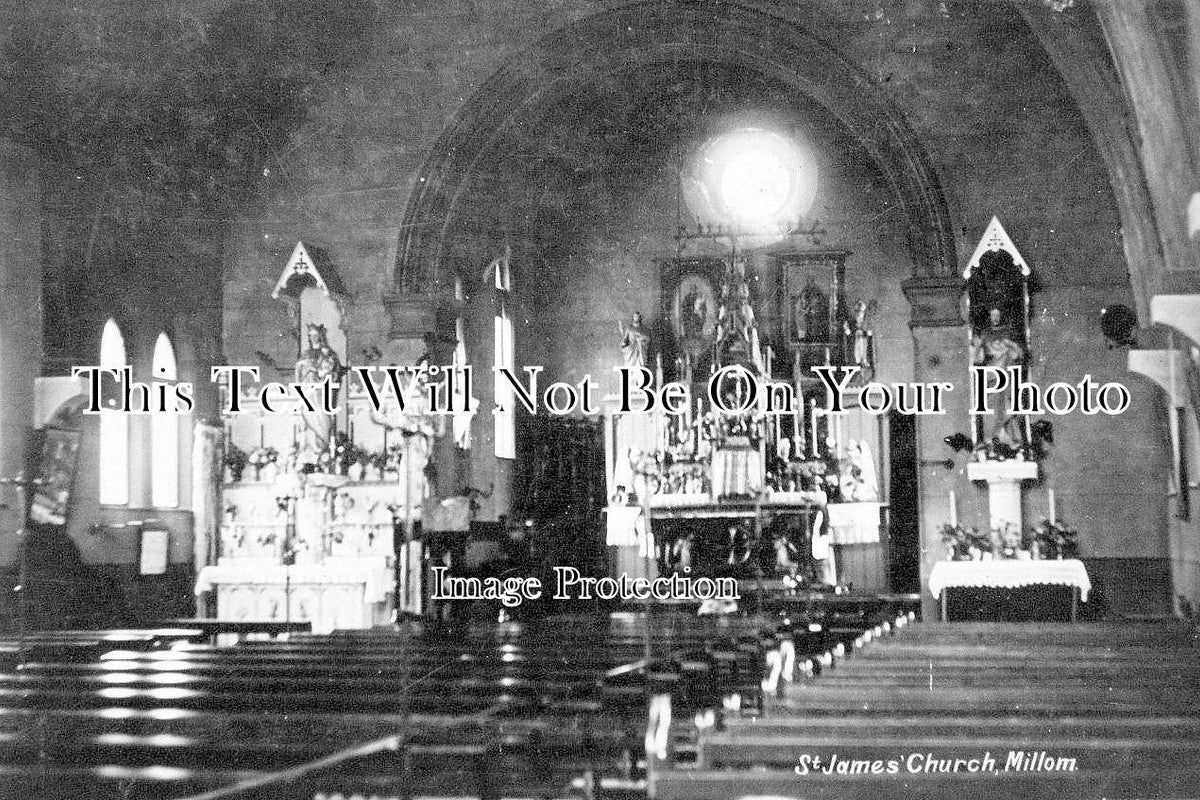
<box><xmin>603</xmin><ymin>247</ymin><xmax>884</xmax><ymax>590</ymax></box>
<box><xmin>197</xmin><ymin>243</ymin><xmax>435</xmax><ymax>633</ymax></box>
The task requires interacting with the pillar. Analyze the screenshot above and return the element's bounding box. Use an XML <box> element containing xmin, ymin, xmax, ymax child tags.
<box><xmin>0</xmin><ymin>140</ymin><xmax>41</xmax><ymax>567</ymax></box>
<box><xmin>966</xmin><ymin>460</ymin><xmax>1038</xmax><ymax>533</ymax></box>
<box><xmin>902</xmin><ymin>277</ymin><xmax>971</xmax><ymax>622</ymax></box>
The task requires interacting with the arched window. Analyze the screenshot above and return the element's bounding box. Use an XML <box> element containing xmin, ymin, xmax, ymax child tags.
<box><xmin>452</xmin><ymin>316</ymin><xmax>472</xmax><ymax>449</ymax></box>
<box><xmin>151</xmin><ymin>332</ymin><xmax>179</xmax><ymax>508</ymax></box>
<box><xmin>98</xmin><ymin>318</ymin><xmax>129</xmax><ymax>505</ymax></box>
<box><xmin>492</xmin><ymin>253</ymin><xmax>515</xmax><ymax>459</ymax></box>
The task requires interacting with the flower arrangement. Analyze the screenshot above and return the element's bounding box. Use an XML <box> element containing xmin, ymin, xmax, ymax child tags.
<box><xmin>325</xmin><ymin>432</ymin><xmax>368</xmax><ymax>475</ymax></box>
<box><xmin>246</xmin><ymin>446</ymin><xmax>278</xmax><ymax>480</ymax></box>
<box><xmin>939</xmin><ymin>523</ymin><xmax>993</xmax><ymax>560</ymax></box>
<box><xmin>224</xmin><ymin>443</ymin><xmax>248</xmax><ymax>482</ymax></box>
<box><xmin>1026</xmin><ymin>517</ymin><xmax>1079</xmax><ymax>560</ymax></box>
<box><xmin>996</xmin><ymin>523</ymin><xmax>1023</xmax><ymax>559</ymax></box>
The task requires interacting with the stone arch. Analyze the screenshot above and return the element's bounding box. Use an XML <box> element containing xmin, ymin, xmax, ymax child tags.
<box><xmin>392</xmin><ymin>0</ymin><xmax>958</xmax><ymax>293</ymax></box>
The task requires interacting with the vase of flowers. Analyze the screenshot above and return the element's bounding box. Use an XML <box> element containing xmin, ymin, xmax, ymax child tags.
<box><xmin>224</xmin><ymin>443</ymin><xmax>248</xmax><ymax>483</ymax></box>
<box><xmin>1026</xmin><ymin>517</ymin><xmax>1079</xmax><ymax>560</ymax></box>
<box><xmin>996</xmin><ymin>523</ymin><xmax>1022</xmax><ymax>559</ymax></box>
<box><xmin>939</xmin><ymin>523</ymin><xmax>989</xmax><ymax>561</ymax></box>
<box><xmin>247</xmin><ymin>446</ymin><xmax>278</xmax><ymax>482</ymax></box>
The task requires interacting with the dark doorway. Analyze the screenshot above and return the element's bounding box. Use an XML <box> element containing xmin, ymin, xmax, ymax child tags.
<box><xmin>887</xmin><ymin>410</ymin><xmax>920</xmax><ymax>594</ymax></box>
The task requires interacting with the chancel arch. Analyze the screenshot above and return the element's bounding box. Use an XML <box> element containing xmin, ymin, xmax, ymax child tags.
<box><xmin>393</xmin><ymin>0</ymin><xmax>960</xmax><ymax>296</ymax></box>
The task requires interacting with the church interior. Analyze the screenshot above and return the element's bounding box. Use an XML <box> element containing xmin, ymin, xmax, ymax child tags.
<box><xmin>1</xmin><ymin>0</ymin><xmax>1200</xmax><ymax>797</ymax></box>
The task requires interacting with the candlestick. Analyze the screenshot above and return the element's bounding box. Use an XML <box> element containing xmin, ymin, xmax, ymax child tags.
<box><xmin>949</xmin><ymin>489</ymin><xmax>958</xmax><ymax>527</ymax></box>
<box><xmin>259</xmin><ymin>422</ymin><xmax>264</xmax><ymax>447</ymax></box>
<box><xmin>793</xmin><ymin>384</ymin><xmax>802</xmax><ymax>454</ymax></box>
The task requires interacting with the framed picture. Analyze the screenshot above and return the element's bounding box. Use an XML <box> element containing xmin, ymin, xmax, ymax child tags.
<box><xmin>776</xmin><ymin>250</ymin><xmax>848</xmax><ymax>369</ymax></box>
<box><xmin>778</xmin><ymin>251</ymin><xmax>847</xmax><ymax>344</ymax></box>
<box><xmin>29</xmin><ymin>427</ymin><xmax>81</xmax><ymax>526</ymax></box>
<box><xmin>659</xmin><ymin>256</ymin><xmax>725</xmax><ymax>366</ymax></box>
<box><xmin>671</xmin><ymin>273</ymin><xmax>717</xmax><ymax>350</ymax></box>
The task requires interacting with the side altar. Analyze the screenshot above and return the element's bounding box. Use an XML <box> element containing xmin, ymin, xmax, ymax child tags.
<box><xmin>198</xmin><ymin>242</ymin><xmax>439</xmax><ymax>632</ymax></box>
<box><xmin>931</xmin><ymin>218</ymin><xmax>1088</xmax><ymax>621</ymax></box>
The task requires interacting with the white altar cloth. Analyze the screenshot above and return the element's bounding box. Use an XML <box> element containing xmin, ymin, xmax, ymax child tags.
<box><xmin>196</xmin><ymin>560</ymin><xmax>394</xmax><ymax>633</ymax></box>
<box><xmin>928</xmin><ymin>559</ymin><xmax>1091</xmax><ymax>601</ymax></box>
<box><xmin>825</xmin><ymin>502</ymin><xmax>883</xmax><ymax>545</ymax></box>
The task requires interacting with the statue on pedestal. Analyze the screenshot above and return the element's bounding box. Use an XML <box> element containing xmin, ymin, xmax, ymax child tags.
<box><xmin>295</xmin><ymin>323</ymin><xmax>342</xmax><ymax>458</ymax></box>
<box><xmin>619</xmin><ymin>312</ymin><xmax>651</xmax><ymax>370</ymax></box>
<box><xmin>295</xmin><ymin>323</ymin><xmax>342</xmax><ymax>383</ymax></box>
<box><xmin>964</xmin><ymin>225</ymin><xmax>1032</xmax><ymax>457</ymax></box>
<box><xmin>971</xmin><ymin>306</ymin><xmax>1024</xmax><ymax>370</ymax></box>
<box><xmin>971</xmin><ymin>307</ymin><xmax>1026</xmax><ymax>448</ymax></box>
<box><xmin>845</xmin><ymin>299</ymin><xmax>875</xmax><ymax>372</ymax></box>
<box><xmin>714</xmin><ymin>261</ymin><xmax>764</xmax><ymax>373</ymax></box>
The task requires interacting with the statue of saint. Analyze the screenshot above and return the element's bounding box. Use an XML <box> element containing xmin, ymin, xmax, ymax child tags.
<box><xmin>619</xmin><ymin>312</ymin><xmax>651</xmax><ymax>369</ymax></box>
<box><xmin>294</xmin><ymin>324</ymin><xmax>342</xmax><ymax>459</ymax></box>
<box><xmin>715</xmin><ymin>278</ymin><xmax>764</xmax><ymax>372</ymax></box>
<box><xmin>971</xmin><ymin>307</ymin><xmax>1027</xmax><ymax>448</ymax></box>
<box><xmin>971</xmin><ymin>307</ymin><xmax>1024</xmax><ymax>369</ymax></box>
<box><xmin>295</xmin><ymin>323</ymin><xmax>342</xmax><ymax>384</ymax></box>
<box><xmin>846</xmin><ymin>300</ymin><xmax>875</xmax><ymax>370</ymax></box>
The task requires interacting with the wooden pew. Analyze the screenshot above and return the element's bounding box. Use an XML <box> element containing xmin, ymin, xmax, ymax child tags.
<box><xmin>661</xmin><ymin>618</ymin><xmax>1200</xmax><ymax>800</ymax></box>
<box><xmin>0</xmin><ymin>610</ymin><xmax>795</xmax><ymax>800</ymax></box>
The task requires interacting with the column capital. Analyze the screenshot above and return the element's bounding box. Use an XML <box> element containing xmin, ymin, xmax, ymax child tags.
<box><xmin>901</xmin><ymin>276</ymin><xmax>965</xmax><ymax>328</ymax></box>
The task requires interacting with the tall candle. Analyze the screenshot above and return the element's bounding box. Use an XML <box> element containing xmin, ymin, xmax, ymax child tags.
<box><xmin>793</xmin><ymin>394</ymin><xmax>802</xmax><ymax>453</ymax></box>
<box><xmin>1048</xmin><ymin>486</ymin><xmax>1057</xmax><ymax>524</ymax></box>
<box><xmin>949</xmin><ymin>489</ymin><xmax>958</xmax><ymax>527</ymax></box>
<box><xmin>809</xmin><ymin>398</ymin><xmax>818</xmax><ymax>458</ymax></box>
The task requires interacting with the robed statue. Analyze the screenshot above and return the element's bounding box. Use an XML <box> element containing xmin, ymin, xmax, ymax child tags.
<box><xmin>295</xmin><ymin>323</ymin><xmax>342</xmax><ymax>459</ymax></box>
<box><xmin>971</xmin><ymin>307</ymin><xmax>1026</xmax><ymax>447</ymax></box>
<box><xmin>619</xmin><ymin>312</ymin><xmax>651</xmax><ymax>369</ymax></box>
<box><xmin>295</xmin><ymin>323</ymin><xmax>342</xmax><ymax>384</ymax></box>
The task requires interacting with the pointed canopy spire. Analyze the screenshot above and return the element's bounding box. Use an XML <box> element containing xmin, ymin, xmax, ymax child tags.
<box><xmin>272</xmin><ymin>241</ymin><xmax>347</xmax><ymax>299</ymax></box>
<box><xmin>963</xmin><ymin>216</ymin><xmax>1030</xmax><ymax>279</ymax></box>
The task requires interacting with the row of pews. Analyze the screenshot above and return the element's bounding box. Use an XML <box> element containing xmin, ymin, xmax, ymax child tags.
<box><xmin>661</xmin><ymin>619</ymin><xmax>1200</xmax><ymax>800</ymax></box>
<box><xmin>0</xmin><ymin>599</ymin><xmax>908</xmax><ymax>799</ymax></box>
